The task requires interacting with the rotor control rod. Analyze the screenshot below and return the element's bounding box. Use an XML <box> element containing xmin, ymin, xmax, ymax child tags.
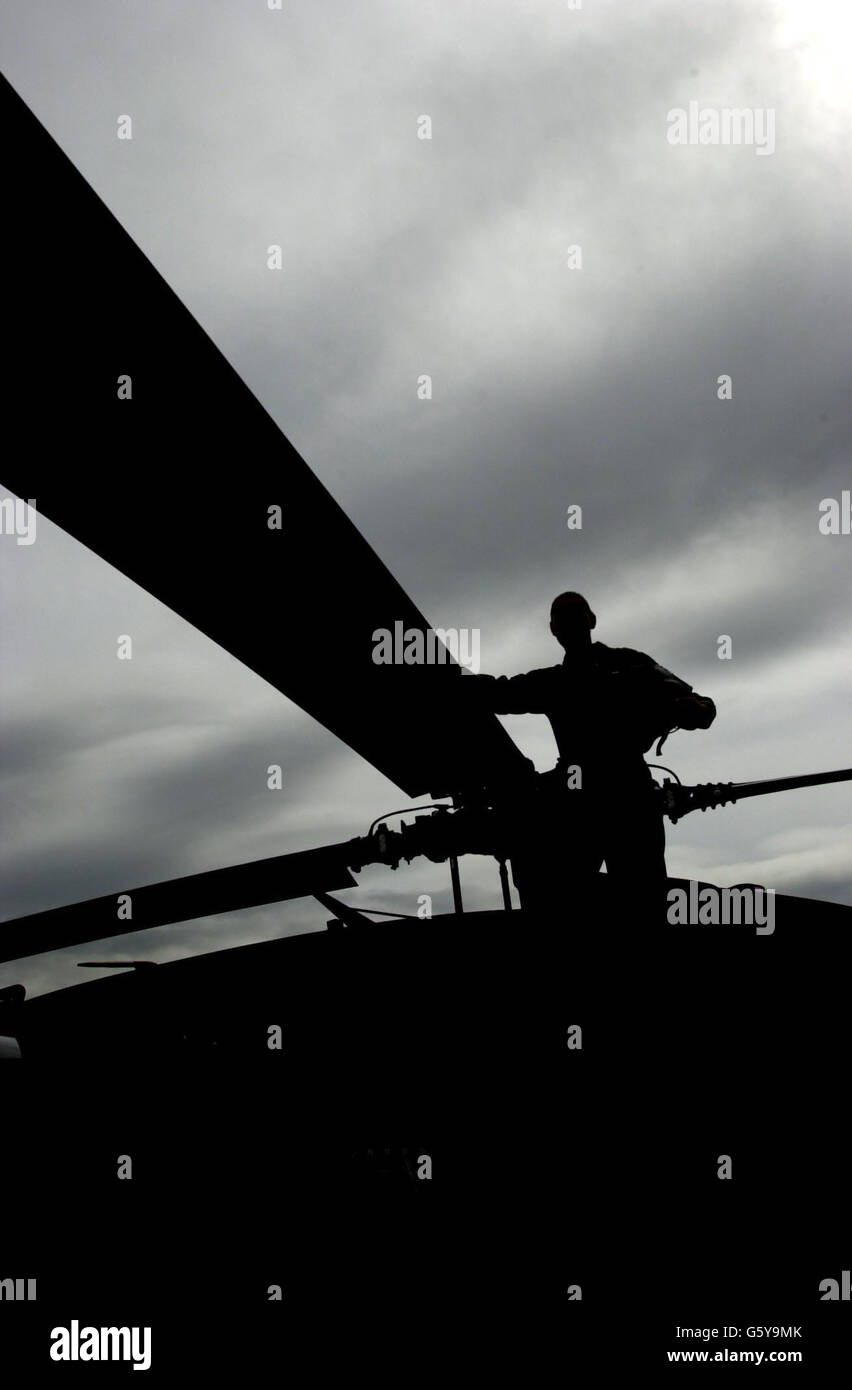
<box><xmin>658</xmin><ymin>767</ymin><xmax>852</xmax><ymax>824</ymax></box>
<box><xmin>350</xmin><ymin>766</ymin><xmax>852</xmax><ymax>859</ymax></box>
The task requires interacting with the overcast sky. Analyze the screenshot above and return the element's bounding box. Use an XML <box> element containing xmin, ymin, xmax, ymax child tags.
<box><xmin>1</xmin><ymin>0</ymin><xmax>850</xmax><ymax>998</ymax></box>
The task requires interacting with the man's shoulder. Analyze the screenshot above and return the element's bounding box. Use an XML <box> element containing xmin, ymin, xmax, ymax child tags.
<box><xmin>595</xmin><ymin>642</ymin><xmax>692</xmax><ymax>691</ymax></box>
<box><xmin>593</xmin><ymin>642</ymin><xmax>655</xmax><ymax>671</ymax></box>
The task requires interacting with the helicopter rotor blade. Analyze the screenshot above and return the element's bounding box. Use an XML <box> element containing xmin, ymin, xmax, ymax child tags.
<box><xmin>2</xmin><ymin>73</ymin><xmax>527</xmax><ymax>801</ymax></box>
<box><xmin>0</xmin><ymin>846</ymin><xmax>356</xmax><ymax>965</ymax></box>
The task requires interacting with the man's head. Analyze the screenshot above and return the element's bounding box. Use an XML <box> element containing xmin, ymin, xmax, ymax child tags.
<box><xmin>550</xmin><ymin>591</ymin><xmax>596</xmax><ymax>651</ymax></box>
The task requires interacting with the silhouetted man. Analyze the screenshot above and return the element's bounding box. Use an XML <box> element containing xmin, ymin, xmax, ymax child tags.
<box><xmin>471</xmin><ymin>592</ymin><xmax>716</xmax><ymax>918</ymax></box>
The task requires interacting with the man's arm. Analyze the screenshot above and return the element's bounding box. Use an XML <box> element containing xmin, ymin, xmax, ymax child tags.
<box><xmin>463</xmin><ymin>667</ymin><xmax>558</xmax><ymax>715</ymax></box>
<box><xmin>618</xmin><ymin>650</ymin><xmax>717</xmax><ymax>733</ymax></box>
<box><xmin>643</xmin><ymin>657</ymin><xmax>716</xmax><ymax>730</ymax></box>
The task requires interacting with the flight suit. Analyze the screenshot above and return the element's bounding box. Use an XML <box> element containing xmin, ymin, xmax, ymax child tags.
<box><xmin>473</xmin><ymin>642</ymin><xmax>716</xmax><ymax>920</ymax></box>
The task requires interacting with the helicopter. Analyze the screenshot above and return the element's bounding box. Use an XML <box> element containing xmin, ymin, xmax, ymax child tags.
<box><xmin>1</xmin><ymin>73</ymin><xmax>850</xmax><ymax>1371</ymax></box>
